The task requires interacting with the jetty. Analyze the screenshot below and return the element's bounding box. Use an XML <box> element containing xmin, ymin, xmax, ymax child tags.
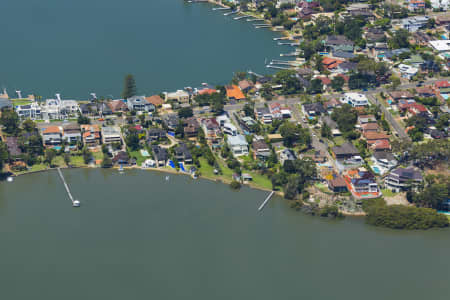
<box><xmin>248</xmin><ymin>70</ymin><xmax>263</xmax><ymax>78</ymax></box>
<box><xmin>224</xmin><ymin>10</ymin><xmax>239</xmax><ymax>16</ymax></box>
<box><xmin>270</xmin><ymin>60</ymin><xmax>299</xmax><ymax>66</ymax></box>
<box><xmin>258</xmin><ymin>191</ymin><xmax>275</xmax><ymax>211</ymax></box>
<box><xmin>247</xmin><ymin>18</ymin><xmax>264</xmax><ymax>22</ymax></box>
<box><xmin>234</xmin><ymin>15</ymin><xmax>250</xmax><ymax>20</ymax></box>
<box><xmin>266</xmin><ymin>65</ymin><xmax>294</xmax><ymax>70</ymax></box>
<box><xmin>212</xmin><ymin>7</ymin><xmax>230</xmax><ymax>11</ymax></box>
<box><xmin>57</xmin><ymin>168</ymin><xmax>80</xmax><ymax>207</ymax></box>
<box><xmin>280</xmin><ymin>52</ymin><xmax>300</xmax><ymax>57</ymax></box>
<box><xmin>277</xmin><ymin>42</ymin><xmax>299</xmax><ymax>46</ymax></box>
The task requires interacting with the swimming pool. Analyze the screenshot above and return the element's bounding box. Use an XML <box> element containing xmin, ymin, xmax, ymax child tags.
<box><xmin>140</xmin><ymin>149</ymin><xmax>150</xmax><ymax>157</ymax></box>
<box><xmin>372</xmin><ymin>166</ymin><xmax>381</xmax><ymax>174</ymax></box>
<box><xmin>53</xmin><ymin>146</ymin><xmax>62</xmax><ymax>150</ymax></box>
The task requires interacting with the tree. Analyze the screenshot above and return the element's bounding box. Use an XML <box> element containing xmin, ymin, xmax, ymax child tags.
<box><xmin>63</xmin><ymin>153</ymin><xmax>71</xmax><ymax>166</ymax></box>
<box><xmin>22</xmin><ymin>119</ymin><xmax>36</xmax><ymax>133</ymax></box>
<box><xmin>101</xmin><ymin>156</ymin><xmax>113</xmax><ymax>168</ymax></box>
<box><xmin>243</xmin><ymin>103</ymin><xmax>254</xmax><ymax>117</ymax></box>
<box><xmin>390</xmin><ymin>74</ymin><xmax>401</xmax><ymax>90</ymax></box>
<box><xmin>0</xmin><ymin>141</ymin><xmax>9</xmax><ymax>172</ymax></box>
<box><xmin>331</xmin><ymin>104</ymin><xmax>357</xmax><ymax>134</ymax></box>
<box><xmin>44</xmin><ymin>149</ymin><xmax>57</xmax><ymax>166</ymax></box>
<box><xmin>125</xmin><ymin>128</ymin><xmax>140</xmax><ymax>151</ymax></box>
<box><xmin>331</xmin><ymin>76</ymin><xmax>345</xmax><ymax>91</ymax></box>
<box><xmin>321</xmin><ymin>123</ymin><xmax>332</xmax><ymax>139</ymax></box>
<box><xmin>82</xmin><ymin>147</ymin><xmax>92</xmax><ymax>164</ymax></box>
<box><xmin>279</xmin><ymin>122</ymin><xmax>311</xmax><ymax>147</ymax></box>
<box><xmin>273</xmin><ymin>70</ymin><xmax>303</xmax><ymax>94</ymax></box>
<box><xmin>178</xmin><ymin>107</ymin><xmax>193</xmax><ymax>118</ymax></box>
<box><xmin>308</xmin><ymin>79</ymin><xmax>323</xmax><ymax>94</ymax></box>
<box><xmin>121</xmin><ymin>74</ymin><xmax>137</xmax><ymax>99</ymax></box>
<box><xmin>388</xmin><ymin>29</ymin><xmax>409</xmax><ymax>49</ymax></box>
<box><xmin>77</xmin><ymin>115</ymin><xmax>91</xmax><ymax>125</ymax></box>
<box><xmin>0</xmin><ymin>109</ymin><xmax>19</xmax><ymax>135</ymax></box>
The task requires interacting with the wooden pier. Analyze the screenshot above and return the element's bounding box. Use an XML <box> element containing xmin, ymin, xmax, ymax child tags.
<box><xmin>57</xmin><ymin>168</ymin><xmax>80</xmax><ymax>207</ymax></box>
<box><xmin>258</xmin><ymin>191</ymin><xmax>275</xmax><ymax>211</ymax></box>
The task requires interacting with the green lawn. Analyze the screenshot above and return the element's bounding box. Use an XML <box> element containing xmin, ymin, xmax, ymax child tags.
<box><xmin>51</xmin><ymin>156</ymin><xmax>66</xmax><ymax>167</ymax></box>
<box><xmin>381</xmin><ymin>189</ymin><xmax>397</xmax><ymax>197</ymax></box>
<box><xmin>92</xmin><ymin>151</ymin><xmax>104</xmax><ymax>161</ymax></box>
<box><xmin>245</xmin><ymin>171</ymin><xmax>272</xmax><ymax>190</ymax></box>
<box><xmin>70</xmin><ymin>155</ymin><xmax>86</xmax><ymax>167</ymax></box>
<box><xmin>333</xmin><ymin>136</ymin><xmax>345</xmax><ymax>146</ymax></box>
<box><xmin>11</xmin><ymin>99</ymin><xmax>32</xmax><ymax>106</ymax></box>
<box><xmin>14</xmin><ymin>163</ymin><xmax>48</xmax><ymax>175</ymax></box>
<box><xmin>128</xmin><ymin>149</ymin><xmax>145</xmax><ymax>165</ymax></box>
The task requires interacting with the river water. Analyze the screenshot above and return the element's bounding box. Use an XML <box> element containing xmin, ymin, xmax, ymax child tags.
<box><xmin>0</xmin><ymin>169</ymin><xmax>449</xmax><ymax>300</ymax></box>
<box><xmin>0</xmin><ymin>0</ymin><xmax>284</xmax><ymax>98</ymax></box>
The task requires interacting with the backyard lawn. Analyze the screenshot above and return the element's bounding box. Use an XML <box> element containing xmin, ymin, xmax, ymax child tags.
<box><xmin>128</xmin><ymin>149</ymin><xmax>145</xmax><ymax>165</ymax></box>
<box><xmin>70</xmin><ymin>156</ymin><xmax>86</xmax><ymax>167</ymax></box>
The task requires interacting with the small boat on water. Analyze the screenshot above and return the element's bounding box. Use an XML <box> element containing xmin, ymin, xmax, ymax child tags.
<box><xmin>72</xmin><ymin>200</ymin><xmax>80</xmax><ymax>207</ymax></box>
<box><xmin>7</xmin><ymin>177</ymin><xmax>13</xmax><ymax>182</ymax></box>
<box><xmin>165</xmin><ymin>176</ymin><xmax>170</xmax><ymax>181</ymax></box>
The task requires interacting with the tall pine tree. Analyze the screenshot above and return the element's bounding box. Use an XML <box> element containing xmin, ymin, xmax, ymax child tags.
<box><xmin>121</xmin><ymin>74</ymin><xmax>137</xmax><ymax>99</ymax></box>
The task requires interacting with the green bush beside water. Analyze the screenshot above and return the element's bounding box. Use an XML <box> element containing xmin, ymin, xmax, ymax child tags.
<box><xmin>364</xmin><ymin>199</ymin><xmax>449</xmax><ymax>230</ymax></box>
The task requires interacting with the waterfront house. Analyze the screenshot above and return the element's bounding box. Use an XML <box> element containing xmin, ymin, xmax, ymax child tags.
<box><xmin>225</xmin><ymin>85</ymin><xmax>245</xmax><ymax>101</ymax></box>
<box><xmin>346</xmin><ymin>169</ymin><xmax>380</xmax><ymax>199</ymax></box>
<box><xmin>107</xmin><ymin>100</ymin><xmax>128</xmax><ymax>113</ymax></box>
<box><xmin>62</xmin><ymin>124</ymin><xmax>82</xmax><ymax>144</ymax></box>
<box><xmin>165</xmin><ymin>90</ymin><xmax>190</xmax><ymax>103</ymax></box>
<box><xmin>328</xmin><ymin>176</ymin><xmax>348</xmax><ymax>193</ymax></box>
<box><xmin>145</xmin><ymin>95</ymin><xmax>164</xmax><ymax>107</ymax></box>
<box><xmin>332</xmin><ymin>142</ymin><xmax>360</xmax><ymax>160</ymax></box>
<box><xmin>101</xmin><ymin>126</ymin><xmax>122</xmax><ymax>144</ymax></box>
<box><xmin>252</xmin><ymin>140</ymin><xmax>271</xmax><ymax>160</ymax></box>
<box><xmin>238</xmin><ymin>80</ymin><xmax>254</xmax><ymax>93</ymax></box>
<box><xmin>112</xmin><ymin>151</ymin><xmax>130</xmax><ymax>166</ymax></box>
<box><xmin>81</xmin><ymin>124</ymin><xmax>101</xmax><ymax>146</ymax></box>
<box><xmin>15</xmin><ymin>102</ymin><xmax>42</xmax><ymax>120</ymax></box>
<box><xmin>174</xmin><ymin>143</ymin><xmax>193</xmax><ymax>164</ymax></box>
<box><xmin>127</xmin><ymin>96</ymin><xmax>155</xmax><ymax>112</ymax></box>
<box><xmin>385</xmin><ymin>167</ymin><xmax>423</xmax><ymax>192</ymax></box>
<box><xmin>371</xmin><ymin>151</ymin><xmax>398</xmax><ymax>173</ymax></box>
<box><xmin>151</xmin><ymin>145</ymin><xmax>168</xmax><ymax>167</ymax></box>
<box><xmin>227</xmin><ymin>134</ymin><xmax>249</xmax><ymax>157</ymax></box>
<box><xmin>42</xmin><ymin>126</ymin><xmax>63</xmax><ymax>146</ymax></box>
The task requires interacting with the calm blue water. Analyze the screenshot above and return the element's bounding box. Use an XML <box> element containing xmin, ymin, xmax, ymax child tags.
<box><xmin>0</xmin><ymin>0</ymin><xmax>284</xmax><ymax>99</ymax></box>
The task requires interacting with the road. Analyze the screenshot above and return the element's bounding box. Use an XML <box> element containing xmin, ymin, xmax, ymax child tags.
<box><xmin>225</xmin><ymin>77</ymin><xmax>450</xmax><ymax>141</ymax></box>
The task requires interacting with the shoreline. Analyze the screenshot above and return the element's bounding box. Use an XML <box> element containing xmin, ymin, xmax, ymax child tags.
<box><xmin>10</xmin><ymin>165</ymin><xmax>365</xmax><ymax>216</ymax></box>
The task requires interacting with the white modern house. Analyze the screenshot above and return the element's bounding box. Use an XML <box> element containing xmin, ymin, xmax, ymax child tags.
<box><xmin>341</xmin><ymin>93</ymin><xmax>369</xmax><ymax>107</ymax></box>
<box><xmin>15</xmin><ymin>102</ymin><xmax>42</xmax><ymax>120</ymax></box>
<box><xmin>398</xmin><ymin>64</ymin><xmax>419</xmax><ymax>79</ymax></box>
<box><xmin>40</xmin><ymin>94</ymin><xmax>81</xmax><ymax>120</ymax></box>
<box><xmin>227</xmin><ymin>134</ymin><xmax>249</xmax><ymax>157</ymax></box>
<box><xmin>385</xmin><ymin>167</ymin><xmax>423</xmax><ymax>192</ymax></box>
<box><xmin>223</xmin><ymin>122</ymin><xmax>238</xmax><ymax>136</ymax></box>
<box><xmin>165</xmin><ymin>90</ymin><xmax>190</xmax><ymax>103</ymax></box>
<box><xmin>127</xmin><ymin>96</ymin><xmax>154</xmax><ymax>112</ymax></box>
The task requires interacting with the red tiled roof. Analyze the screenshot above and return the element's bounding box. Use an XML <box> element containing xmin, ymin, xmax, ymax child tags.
<box><xmin>363</xmin><ymin>131</ymin><xmax>390</xmax><ymax>141</ymax></box>
<box><xmin>146</xmin><ymin>95</ymin><xmax>164</xmax><ymax>106</ymax></box>
<box><xmin>371</xmin><ymin>139</ymin><xmax>391</xmax><ymax>150</ymax></box>
<box><xmin>226</xmin><ymin>85</ymin><xmax>245</xmax><ymax>100</ymax></box>
<box><xmin>435</xmin><ymin>80</ymin><xmax>450</xmax><ymax>88</ymax></box>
